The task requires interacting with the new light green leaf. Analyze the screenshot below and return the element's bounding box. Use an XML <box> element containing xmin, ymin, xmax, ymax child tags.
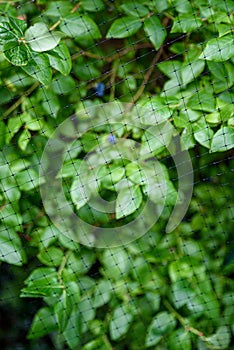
<box><xmin>106</xmin><ymin>16</ymin><xmax>142</xmax><ymax>38</ymax></box>
<box><xmin>0</xmin><ymin>225</ymin><xmax>26</xmax><ymax>266</ymax></box>
<box><xmin>27</xmin><ymin>307</ymin><xmax>57</xmax><ymax>339</ymax></box>
<box><xmin>210</xmin><ymin>126</ymin><xmax>234</xmax><ymax>152</ymax></box>
<box><xmin>199</xmin><ymin>34</ymin><xmax>234</xmax><ymax>61</ymax></box>
<box><xmin>146</xmin><ymin>311</ymin><xmax>176</xmax><ymax>347</ymax></box>
<box><xmin>71</xmin><ymin>165</ymin><xmax>92</xmax><ymax>210</ymax></box>
<box><xmin>144</xmin><ymin>15</ymin><xmax>166</xmax><ymax>50</ymax></box>
<box><xmin>116</xmin><ymin>185</ymin><xmax>142</xmax><ymax>219</ymax></box>
<box><xmin>171</xmin><ymin>14</ymin><xmax>202</xmax><ymax>33</ymax></box>
<box><xmin>110</xmin><ymin>304</ymin><xmax>133</xmax><ymax>340</ymax></box>
<box><xmin>25</xmin><ymin>23</ymin><xmax>63</xmax><ymax>52</ymax></box>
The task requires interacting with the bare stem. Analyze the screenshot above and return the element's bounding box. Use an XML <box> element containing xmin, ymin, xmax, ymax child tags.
<box><xmin>2</xmin><ymin>81</ymin><xmax>40</xmax><ymax>120</ymax></box>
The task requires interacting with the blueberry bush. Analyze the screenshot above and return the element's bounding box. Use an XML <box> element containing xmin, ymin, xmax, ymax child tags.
<box><xmin>0</xmin><ymin>0</ymin><xmax>234</xmax><ymax>349</ymax></box>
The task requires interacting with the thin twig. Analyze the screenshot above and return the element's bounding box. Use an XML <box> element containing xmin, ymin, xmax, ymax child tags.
<box><xmin>2</xmin><ymin>81</ymin><xmax>40</xmax><ymax>120</ymax></box>
<box><xmin>163</xmin><ymin>299</ymin><xmax>206</xmax><ymax>339</ymax></box>
<box><xmin>49</xmin><ymin>2</ymin><xmax>80</xmax><ymax>31</ymax></box>
<box><xmin>109</xmin><ymin>60</ymin><xmax>119</xmax><ymax>101</ymax></box>
<box><xmin>71</xmin><ymin>43</ymin><xmax>153</xmax><ymax>63</ymax></box>
<box><xmin>130</xmin><ymin>46</ymin><xmax>164</xmax><ymax>105</ymax></box>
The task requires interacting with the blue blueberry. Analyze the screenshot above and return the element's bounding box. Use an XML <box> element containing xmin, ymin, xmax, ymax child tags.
<box><xmin>95</xmin><ymin>82</ymin><xmax>105</xmax><ymax>97</ymax></box>
<box><xmin>107</xmin><ymin>134</ymin><xmax>116</xmax><ymax>144</ymax></box>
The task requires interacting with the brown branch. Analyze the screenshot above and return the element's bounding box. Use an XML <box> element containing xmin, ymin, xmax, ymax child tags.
<box><xmin>2</xmin><ymin>81</ymin><xmax>40</xmax><ymax>120</ymax></box>
<box><xmin>130</xmin><ymin>46</ymin><xmax>164</xmax><ymax>105</ymax></box>
<box><xmin>71</xmin><ymin>43</ymin><xmax>153</xmax><ymax>63</ymax></box>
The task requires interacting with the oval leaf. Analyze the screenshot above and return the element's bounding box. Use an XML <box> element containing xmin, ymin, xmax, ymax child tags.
<box><xmin>200</xmin><ymin>34</ymin><xmax>234</xmax><ymax>62</ymax></box>
<box><xmin>116</xmin><ymin>185</ymin><xmax>142</xmax><ymax>219</ymax></box>
<box><xmin>3</xmin><ymin>42</ymin><xmax>29</xmax><ymax>66</ymax></box>
<box><xmin>22</xmin><ymin>53</ymin><xmax>52</xmax><ymax>86</ymax></box>
<box><xmin>60</xmin><ymin>14</ymin><xmax>101</xmax><ymax>39</ymax></box>
<box><xmin>106</xmin><ymin>16</ymin><xmax>142</xmax><ymax>39</ymax></box>
<box><xmin>144</xmin><ymin>15</ymin><xmax>166</xmax><ymax>50</ymax></box>
<box><xmin>47</xmin><ymin>42</ymin><xmax>72</xmax><ymax>75</ymax></box>
<box><xmin>25</xmin><ymin>23</ymin><xmax>63</xmax><ymax>52</ymax></box>
<box><xmin>210</xmin><ymin>126</ymin><xmax>234</xmax><ymax>152</ymax></box>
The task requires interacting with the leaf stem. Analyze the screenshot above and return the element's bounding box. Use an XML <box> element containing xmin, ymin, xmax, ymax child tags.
<box><xmin>163</xmin><ymin>299</ymin><xmax>207</xmax><ymax>340</ymax></box>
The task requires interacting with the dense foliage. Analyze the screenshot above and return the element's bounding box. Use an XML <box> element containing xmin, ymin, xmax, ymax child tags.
<box><xmin>0</xmin><ymin>0</ymin><xmax>234</xmax><ymax>349</ymax></box>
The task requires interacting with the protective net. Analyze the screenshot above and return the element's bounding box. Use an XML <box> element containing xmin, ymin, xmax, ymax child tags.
<box><xmin>0</xmin><ymin>0</ymin><xmax>234</xmax><ymax>349</ymax></box>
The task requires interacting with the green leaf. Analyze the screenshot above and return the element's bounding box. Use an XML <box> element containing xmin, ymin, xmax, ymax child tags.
<box><xmin>204</xmin><ymin>326</ymin><xmax>231</xmax><ymax>349</ymax></box>
<box><xmin>174</xmin><ymin>109</ymin><xmax>201</xmax><ymax>128</ymax></box>
<box><xmin>22</xmin><ymin>53</ymin><xmax>52</xmax><ymax>86</ymax></box>
<box><xmin>180</xmin><ymin>125</ymin><xmax>196</xmax><ymax>150</ymax></box>
<box><xmin>172</xmin><ymin>0</ymin><xmax>193</xmax><ymax>13</ymax></box>
<box><xmin>51</xmin><ymin>74</ymin><xmax>76</xmax><ymax>95</ymax></box>
<box><xmin>101</xmin><ymin>247</ymin><xmax>131</xmax><ymax>280</ymax></box>
<box><xmin>81</xmin><ymin>0</ymin><xmax>105</xmax><ymax>12</ymax></box>
<box><xmin>39</xmin><ymin>88</ymin><xmax>60</xmax><ymax>118</ymax></box>
<box><xmin>109</xmin><ymin>304</ymin><xmax>134</xmax><ymax>340</ymax></box>
<box><xmin>144</xmin><ymin>15</ymin><xmax>166</xmax><ymax>50</ymax></box>
<box><xmin>21</xmin><ymin>267</ymin><xmax>61</xmax><ymax>298</ymax></box>
<box><xmin>0</xmin><ymin>225</ymin><xmax>26</xmax><ymax>266</ymax></box>
<box><xmin>79</xmin><ymin>297</ymin><xmax>96</xmax><ymax>332</ymax></box>
<box><xmin>140</xmin><ymin>122</ymin><xmax>174</xmax><ymax>157</ymax></box>
<box><xmin>3</xmin><ymin>42</ymin><xmax>29</xmax><ymax>66</ymax></box>
<box><xmin>106</xmin><ymin>16</ymin><xmax>142</xmax><ymax>39</ymax></box>
<box><xmin>187</xmin><ymin>91</ymin><xmax>215</xmax><ymax>112</ymax></box>
<box><xmin>27</xmin><ymin>307</ymin><xmax>57</xmax><ymax>339</ymax></box>
<box><xmin>58</xmin><ymin>159</ymin><xmax>82</xmax><ymax>178</ymax></box>
<box><xmin>199</xmin><ymin>34</ymin><xmax>234</xmax><ymax>61</ymax></box>
<box><xmin>25</xmin><ymin>23</ymin><xmax>63</xmax><ymax>52</ymax></box>
<box><xmin>146</xmin><ymin>311</ymin><xmax>176</xmax><ymax>347</ymax></box>
<box><xmin>168</xmin><ymin>328</ymin><xmax>192</xmax><ymax>350</ymax></box>
<box><xmin>193</xmin><ymin>118</ymin><xmax>214</xmax><ymax>149</ymax></box>
<box><xmin>98</xmin><ymin>163</ymin><xmax>125</xmax><ymax>188</ymax></box>
<box><xmin>45</xmin><ymin>1</ymin><xmax>73</xmax><ymax>17</ymax></box>
<box><xmin>15</xmin><ymin>168</ymin><xmax>40</xmax><ymax>191</ymax></box>
<box><xmin>54</xmin><ymin>289</ymin><xmax>72</xmax><ymax>331</ymax></box>
<box><xmin>18</xmin><ymin>128</ymin><xmax>31</xmax><ymax>151</ymax></box>
<box><xmin>169</xmin><ymin>259</ymin><xmax>193</xmax><ymax>282</ymax></box>
<box><xmin>181</xmin><ymin>59</ymin><xmax>205</xmax><ymax>85</ymax></box>
<box><xmin>171</xmin><ymin>14</ymin><xmax>202</xmax><ymax>33</ymax></box>
<box><xmin>0</xmin><ymin>203</ymin><xmax>22</xmax><ymax>228</ymax></box>
<box><xmin>63</xmin><ymin>311</ymin><xmax>82</xmax><ymax>349</ymax></box>
<box><xmin>93</xmin><ymin>280</ymin><xmax>113</xmax><ymax>308</ymax></box>
<box><xmin>158</xmin><ymin>60</ymin><xmax>182</xmax><ymax>80</ymax></box>
<box><xmin>116</xmin><ymin>185</ymin><xmax>142</xmax><ymax>219</ymax></box>
<box><xmin>210</xmin><ymin>126</ymin><xmax>234</xmax><ymax>152</ymax></box>
<box><xmin>148</xmin><ymin>0</ymin><xmax>169</xmax><ymax>12</ymax></box>
<box><xmin>126</xmin><ymin>163</ymin><xmax>146</xmax><ymax>185</ymax></box>
<box><xmin>6</xmin><ymin>116</ymin><xmax>24</xmax><ymax>144</ymax></box>
<box><xmin>71</xmin><ymin>164</ymin><xmax>92</xmax><ymax>210</ymax></box>
<box><xmin>8</xmin><ymin>16</ymin><xmax>27</xmax><ymax>36</ymax></box>
<box><xmin>0</xmin><ymin>21</ymin><xmax>17</xmax><ymax>43</ymax></box>
<box><xmin>47</xmin><ymin>42</ymin><xmax>72</xmax><ymax>75</ymax></box>
<box><xmin>120</xmin><ymin>3</ymin><xmax>149</xmax><ymax>17</ymax></box>
<box><xmin>139</xmin><ymin>96</ymin><xmax>173</xmax><ymax>125</ymax></box>
<box><xmin>37</xmin><ymin>247</ymin><xmax>64</xmax><ymax>267</ymax></box>
<box><xmin>60</xmin><ymin>14</ymin><xmax>101</xmax><ymax>40</ymax></box>
<box><xmin>0</xmin><ymin>174</ymin><xmax>21</xmax><ymax>203</ymax></box>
